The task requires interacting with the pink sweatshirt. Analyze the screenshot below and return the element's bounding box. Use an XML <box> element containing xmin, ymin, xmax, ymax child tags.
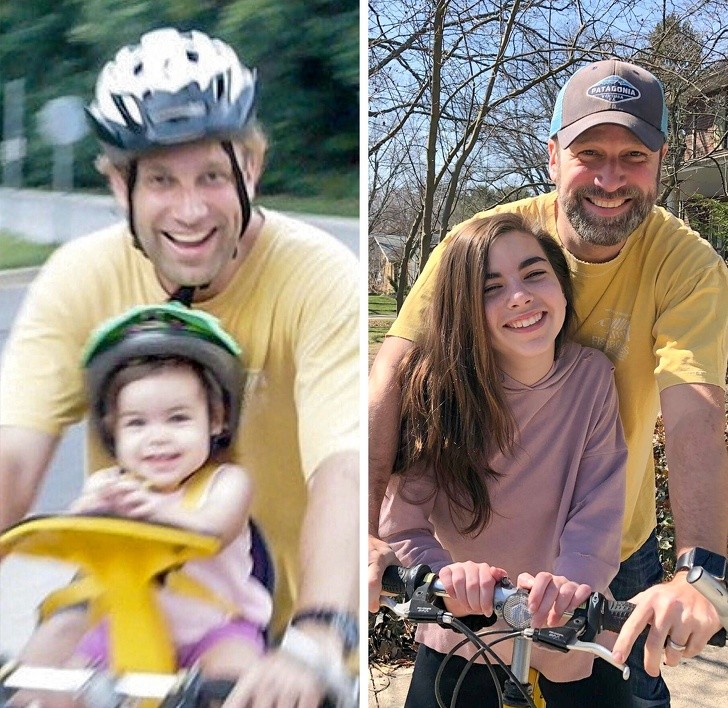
<box><xmin>379</xmin><ymin>342</ymin><xmax>627</xmax><ymax>682</ymax></box>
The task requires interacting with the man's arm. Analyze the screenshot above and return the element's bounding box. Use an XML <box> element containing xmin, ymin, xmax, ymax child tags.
<box><xmin>367</xmin><ymin>336</ymin><xmax>414</xmax><ymax>611</ymax></box>
<box><xmin>368</xmin><ymin>336</ymin><xmax>413</xmax><ymax>532</ymax></box>
<box><xmin>0</xmin><ymin>426</ymin><xmax>58</xmax><ymax>532</ymax></box>
<box><xmin>612</xmin><ymin>382</ymin><xmax>727</xmax><ymax>674</ymax></box>
<box><xmin>662</xmin><ymin>383</ymin><xmax>728</xmax><ymax>555</ymax></box>
<box><xmin>223</xmin><ymin>450</ymin><xmax>358</xmax><ymax>708</ymax></box>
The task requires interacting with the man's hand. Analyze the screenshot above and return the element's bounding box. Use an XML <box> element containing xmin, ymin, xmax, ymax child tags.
<box><xmin>611</xmin><ymin>573</ymin><xmax>721</xmax><ymax>675</ymax></box>
<box><xmin>368</xmin><ymin>534</ymin><xmax>400</xmax><ymax>612</ymax></box>
<box><xmin>222</xmin><ymin>649</ymin><xmax>327</xmax><ymax>708</ymax></box>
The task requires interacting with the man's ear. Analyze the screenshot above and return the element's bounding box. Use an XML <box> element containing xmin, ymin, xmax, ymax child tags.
<box><xmin>107</xmin><ymin>166</ymin><xmax>129</xmax><ymax>211</ymax></box>
<box><xmin>547</xmin><ymin>139</ymin><xmax>559</xmax><ymax>183</ymax></box>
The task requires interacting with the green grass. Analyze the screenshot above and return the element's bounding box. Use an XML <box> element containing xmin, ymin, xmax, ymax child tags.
<box><xmin>258</xmin><ymin>193</ymin><xmax>357</xmax><ymax>218</ymax></box>
<box><xmin>369</xmin><ymin>294</ymin><xmax>397</xmax><ymax>316</ymax></box>
<box><xmin>369</xmin><ymin>322</ymin><xmax>389</xmax><ymax>345</ymax></box>
<box><xmin>0</xmin><ymin>232</ymin><xmax>58</xmax><ymax>269</ymax></box>
<box><xmin>0</xmin><ymin>188</ymin><xmax>356</xmax><ymax>272</ymax></box>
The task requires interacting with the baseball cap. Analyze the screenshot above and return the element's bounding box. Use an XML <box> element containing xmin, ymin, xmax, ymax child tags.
<box><xmin>550</xmin><ymin>59</ymin><xmax>668</xmax><ymax>151</ymax></box>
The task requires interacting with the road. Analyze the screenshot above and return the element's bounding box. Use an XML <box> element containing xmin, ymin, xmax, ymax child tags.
<box><xmin>0</xmin><ymin>205</ymin><xmax>359</xmax><ymax>657</ymax></box>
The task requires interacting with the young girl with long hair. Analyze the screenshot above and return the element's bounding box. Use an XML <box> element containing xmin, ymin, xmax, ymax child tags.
<box><xmin>379</xmin><ymin>213</ymin><xmax>630</xmax><ymax>707</ymax></box>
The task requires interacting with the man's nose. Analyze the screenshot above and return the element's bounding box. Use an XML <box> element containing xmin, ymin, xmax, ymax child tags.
<box><xmin>594</xmin><ymin>157</ymin><xmax>626</xmax><ymax>193</ymax></box>
<box><xmin>173</xmin><ymin>187</ymin><xmax>209</xmax><ymax>223</ymax></box>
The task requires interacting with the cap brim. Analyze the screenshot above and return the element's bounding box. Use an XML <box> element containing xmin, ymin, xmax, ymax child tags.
<box><xmin>556</xmin><ymin>112</ymin><xmax>665</xmax><ymax>152</ymax></box>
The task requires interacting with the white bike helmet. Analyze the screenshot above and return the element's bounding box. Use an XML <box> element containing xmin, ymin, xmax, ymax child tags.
<box><xmin>86</xmin><ymin>28</ymin><xmax>257</xmax><ymax>153</ymax></box>
<box><xmin>86</xmin><ymin>29</ymin><xmax>257</xmax><ymax>295</ymax></box>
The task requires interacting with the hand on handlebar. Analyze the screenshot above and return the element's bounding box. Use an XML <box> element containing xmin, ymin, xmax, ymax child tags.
<box><xmin>368</xmin><ymin>535</ymin><xmax>401</xmax><ymax>612</ymax></box>
<box><xmin>517</xmin><ymin>572</ymin><xmax>592</xmax><ymax>628</ymax></box>
<box><xmin>611</xmin><ymin>572</ymin><xmax>722</xmax><ymax>676</ymax></box>
<box><xmin>438</xmin><ymin>561</ymin><xmax>509</xmax><ymax>617</ymax></box>
<box><xmin>222</xmin><ymin>649</ymin><xmax>327</xmax><ymax>708</ymax></box>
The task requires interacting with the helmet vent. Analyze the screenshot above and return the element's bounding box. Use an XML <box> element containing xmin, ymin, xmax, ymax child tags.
<box><xmin>133</xmin><ymin>62</ymin><xmax>143</xmax><ymax>76</ymax></box>
<box><xmin>187</xmin><ymin>50</ymin><xmax>199</xmax><ymax>63</ymax></box>
<box><xmin>214</xmin><ymin>74</ymin><xmax>226</xmax><ymax>100</ymax></box>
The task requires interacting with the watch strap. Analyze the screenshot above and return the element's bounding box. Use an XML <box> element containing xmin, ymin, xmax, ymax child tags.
<box><xmin>676</xmin><ymin>548</ymin><xmax>727</xmax><ymax>580</ymax></box>
<box><xmin>290</xmin><ymin>608</ymin><xmax>359</xmax><ymax>654</ymax></box>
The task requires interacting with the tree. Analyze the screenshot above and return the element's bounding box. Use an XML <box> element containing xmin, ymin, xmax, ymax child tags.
<box><xmin>369</xmin><ymin>0</ymin><xmax>728</xmax><ymax>309</ymax></box>
<box><xmin>0</xmin><ymin>0</ymin><xmax>358</xmax><ymax>199</ymax></box>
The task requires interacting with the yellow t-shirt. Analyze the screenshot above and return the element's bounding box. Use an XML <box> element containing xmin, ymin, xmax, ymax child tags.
<box><xmin>391</xmin><ymin>191</ymin><xmax>728</xmax><ymax>560</ymax></box>
<box><xmin>0</xmin><ymin>209</ymin><xmax>359</xmax><ymax>633</ymax></box>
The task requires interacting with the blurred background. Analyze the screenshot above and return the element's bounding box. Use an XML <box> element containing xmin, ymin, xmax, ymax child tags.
<box><xmin>0</xmin><ymin>0</ymin><xmax>359</xmax><ymax>215</ymax></box>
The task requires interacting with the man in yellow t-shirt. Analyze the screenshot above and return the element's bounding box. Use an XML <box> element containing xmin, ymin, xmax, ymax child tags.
<box><xmin>369</xmin><ymin>59</ymin><xmax>728</xmax><ymax>708</ymax></box>
<box><xmin>0</xmin><ymin>29</ymin><xmax>358</xmax><ymax>707</ymax></box>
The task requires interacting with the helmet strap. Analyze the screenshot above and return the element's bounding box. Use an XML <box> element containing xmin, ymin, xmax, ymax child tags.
<box><xmin>127</xmin><ymin>143</ymin><xmax>248</xmax><ymax>295</ymax></box>
<box><xmin>168</xmin><ymin>286</ymin><xmax>196</xmax><ymax>307</ymax></box>
<box><xmin>126</xmin><ymin>160</ymin><xmax>144</xmax><ymax>252</ymax></box>
<box><xmin>221</xmin><ymin>140</ymin><xmax>251</xmax><ymax>250</ymax></box>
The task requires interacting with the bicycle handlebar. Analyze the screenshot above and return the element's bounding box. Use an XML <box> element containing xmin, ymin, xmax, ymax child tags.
<box><xmin>381</xmin><ymin>564</ymin><xmax>727</xmax><ymax>648</ymax></box>
<box><xmin>0</xmin><ymin>661</ymin><xmax>345</xmax><ymax>708</ymax></box>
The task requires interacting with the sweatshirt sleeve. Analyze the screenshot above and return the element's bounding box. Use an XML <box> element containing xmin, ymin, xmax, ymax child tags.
<box><xmin>553</xmin><ymin>361</ymin><xmax>627</xmax><ymax>591</ymax></box>
<box><xmin>379</xmin><ymin>470</ymin><xmax>453</xmax><ymax>573</ymax></box>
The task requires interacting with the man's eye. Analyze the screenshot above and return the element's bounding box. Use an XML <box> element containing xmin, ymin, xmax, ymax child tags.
<box><xmin>204</xmin><ymin>171</ymin><xmax>228</xmax><ymax>183</ymax></box>
<box><xmin>147</xmin><ymin>174</ymin><xmax>170</xmax><ymax>186</ymax></box>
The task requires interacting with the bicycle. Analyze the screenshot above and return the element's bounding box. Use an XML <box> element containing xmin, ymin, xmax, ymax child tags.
<box><xmin>0</xmin><ymin>515</ymin><xmax>358</xmax><ymax>707</ymax></box>
<box><xmin>378</xmin><ymin>563</ymin><xmax>728</xmax><ymax>708</ymax></box>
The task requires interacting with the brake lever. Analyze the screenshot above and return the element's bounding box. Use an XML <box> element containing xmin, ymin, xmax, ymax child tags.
<box><xmin>529</xmin><ymin>609</ymin><xmax>629</xmax><ymax>679</ymax></box>
<box><xmin>380</xmin><ymin>572</ymin><xmax>447</xmax><ymax>623</ymax></box>
<box><xmin>565</xmin><ymin>640</ymin><xmax>630</xmax><ymax>678</ymax></box>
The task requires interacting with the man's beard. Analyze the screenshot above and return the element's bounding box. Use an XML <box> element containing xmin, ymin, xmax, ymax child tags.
<box><xmin>559</xmin><ymin>185</ymin><xmax>656</xmax><ymax>247</ymax></box>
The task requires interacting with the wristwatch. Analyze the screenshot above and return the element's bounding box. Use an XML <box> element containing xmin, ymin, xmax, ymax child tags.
<box><xmin>675</xmin><ymin>547</ymin><xmax>727</xmax><ymax>580</ymax></box>
<box><xmin>290</xmin><ymin>609</ymin><xmax>359</xmax><ymax>654</ymax></box>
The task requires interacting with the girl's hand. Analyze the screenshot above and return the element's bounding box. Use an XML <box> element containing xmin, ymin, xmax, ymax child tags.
<box><xmin>67</xmin><ymin>467</ymin><xmax>126</xmax><ymax>514</ymax></box>
<box><xmin>109</xmin><ymin>479</ymin><xmax>163</xmax><ymax>520</ymax></box>
<box><xmin>439</xmin><ymin>561</ymin><xmax>509</xmax><ymax>617</ymax></box>
<box><xmin>517</xmin><ymin>571</ymin><xmax>592</xmax><ymax>628</ymax></box>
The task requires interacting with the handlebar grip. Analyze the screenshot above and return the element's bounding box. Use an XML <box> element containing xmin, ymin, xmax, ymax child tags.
<box><xmin>588</xmin><ymin>595</ymin><xmax>636</xmax><ymax>634</ymax></box>
<box><xmin>381</xmin><ymin>564</ymin><xmax>433</xmax><ymax>599</ymax></box>
<box><xmin>197</xmin><ymin>678</ymin><xmax>235</xmax><ymax>702</ymax></box>
<box><xmin>587</xmin><ymin>592</ymin><xmax>726</xmax><ymax>647</ymax></box>
<box><xmin>192</xmin><ymin>678</ymin><xmax>344</xmax><ymax>707</ymax></box>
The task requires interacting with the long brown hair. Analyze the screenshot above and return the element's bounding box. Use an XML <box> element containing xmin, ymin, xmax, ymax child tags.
<box><xmin>395</xmin><ymin>213</ymin><xmax>575</xmax><ymax>535</ymax></box>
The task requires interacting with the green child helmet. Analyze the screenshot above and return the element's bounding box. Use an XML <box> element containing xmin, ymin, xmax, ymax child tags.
<box><xmin>83</xmin><ymin>302</ymin><xmax>245</xmax><ymax>456</ymax></box>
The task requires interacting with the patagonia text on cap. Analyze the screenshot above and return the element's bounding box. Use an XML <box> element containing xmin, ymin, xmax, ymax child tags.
<box><xmin>550</xmin><ymin>59</ymin><xmax>668</xmax><ymax>151</ymax></box>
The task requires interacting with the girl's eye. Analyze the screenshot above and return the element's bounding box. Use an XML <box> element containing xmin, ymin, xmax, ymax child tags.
<box><xmin>169</xmin><ymin>414</ymin><xmax>190</xmax><ymax>423</ymax></box>
<box><xmin>525</xmin><ymin>269</ymin><xmax>546</xmax><ymax>279</ymax></box>
<box><xmin>124</xmin><ymin>418</ymin><xmax>145</xmax><ymax>428</ymax></box>
<box><xmin>484</xmin><ymin>283</ymin><xmax>501</xmax><ymax>295</ymax></box>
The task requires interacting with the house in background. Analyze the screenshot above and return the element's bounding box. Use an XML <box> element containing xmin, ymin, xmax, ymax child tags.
<box><xmin>674</xmin><ymin>62</ymin><xmax>728</xmax><ymax>258</ymax></box>
<box><xmin>369</xmin><ymin>232</ymin><xmax>418</xmax><ymax>294</ymax></box>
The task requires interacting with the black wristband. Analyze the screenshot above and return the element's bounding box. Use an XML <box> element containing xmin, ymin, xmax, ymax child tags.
<box><xmin>676</xmin><ymin>548</ymin><xmax>727</xmax><ymax>580</ymax></box>
<box><xmin>290</xmin><ymin>609</ymin><xmax>359</xmax><ymax>654</ymax></box>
